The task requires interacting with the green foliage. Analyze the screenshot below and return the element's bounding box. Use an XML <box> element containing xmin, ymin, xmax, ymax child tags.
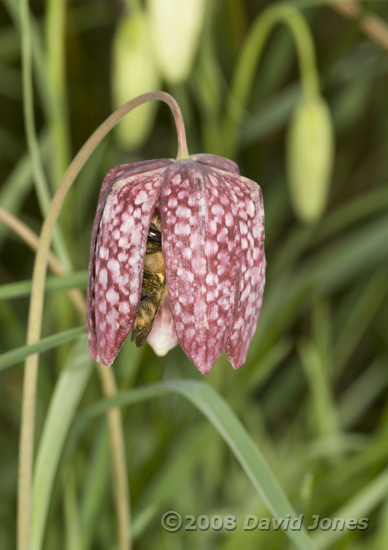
<box><xmin>1</xmin><ymin>1</ymin><xmax>388</xmax><ymax>549</ymax></box>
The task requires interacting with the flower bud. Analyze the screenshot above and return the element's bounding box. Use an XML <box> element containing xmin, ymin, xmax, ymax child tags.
<box><xmin>111</xmin><ymin>12</ymin><xmax>160</xmax><ymax>149</ymax></box>
<box><xmin>286</xmin><ymin>96</ymin><xmax>334</xmax><ymax>223</ymax></box>
<box><xmin>147</xmin><ymin>0</ymin><xmax>205</xmax><ymax>84</ymax></box>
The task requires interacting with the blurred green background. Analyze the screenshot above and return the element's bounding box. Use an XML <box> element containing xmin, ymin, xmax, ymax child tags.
<box><xmin>1</xmin><ymin>0</ymin><xmax>388</xmax><ymax>549</ymax></box>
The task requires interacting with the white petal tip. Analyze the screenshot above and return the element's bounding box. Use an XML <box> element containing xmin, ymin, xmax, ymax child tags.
<box><xmin>148</xmin><ymin>343</ymin><xmax>174</xmax><ymax>357</ymax></box>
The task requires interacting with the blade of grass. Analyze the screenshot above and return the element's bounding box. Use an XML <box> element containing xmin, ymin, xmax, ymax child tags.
<box><xmin>0</xmin><ymin>131</ymin><xmax>50</xmax><ymax>248</ymax></box>
<box><xmin>333</xmin><ymin>269</ymin><xmax>388</xmax><ymax>371</ymax></box>
<box><xmin>76</xmin><ymin>380</ymin><xmax>315</xmax><ymax>550</ymax></box>
<box><xmin>95</xmin><ymin>362</ymin><xmax>131</xmax><ymax>550</ymax></box>
<box><xmin>31</xmin><ymin>338</ymin><xmax>91</xmax><ymax>550</ymax></box>
<box><xmin>272</xmin><ymin>183</ymin><xmax>388</xmax><ymax>277</ymax></box>
<box><xmin>79</xmin><ymin>423</ymin><xmax>111</xmax><ymax>550</ymax></box>
<box><xmin>2</xmin><ymin>0</ymin><xmax>49</xmax><ymax>110</ymax></box>
<box><xmin>312</xmin><ymin>468</ymin><xmax>388</xmax><ymax>549</ymax></box>
<box><xmin>63</xmin><ymin>468</ymin><xmax>83</xmax><ymax>550</ymax></box>
<box><xmin>0</xmin><ymin>63</ymin><xmax>22</xmax><ymax>99</ymax></box>
<box><xmin>0</xmin><ymin>207</ymin><xmax>85</xmax><ymax>315</ymax></box>
<box><xmin>0</xmin><ymin>326</ymin><xmax>86</xmax><ymax>372</ymax></box>
<box><xmin>253</xmin><ymin>214</ymin><xmax>388</xmax><ymax>359</ymax></box>
<box><xmin>191</xmin><ymin>1</ymin><xmax>224</xmax><ymax>155</ymax></box>
<box><xmin>0</xmin><ymin>301</ymin><xmax>25</xmax><ymax>350</ymax></box>
<box><xmin>0</xmin><ymin>24</ymin><xmax>20</xmax><ymax>62</ymax></box>
<box><xmin>298</xmin><ymin>339</ymin><xmax>339</xmax><ymax>438</ymax></box>
<box><xmin>372</xmin><ymin>497</ymin><xmax>388</xmax><ymax>549</ymax></box>
<box><xmin>19</xmin><ymin>0</ymin><xmax>72</xmax><ymax>271</ymax></box>
<box><xmin>132</xmin><ymin>425</ymin><xmax>213</xmax><ymax>540</ymax></box>
<box><xmin>309</xmin><ymin>425</ymin><xmax>388</xmax><ymax>513</ymax></box>
<box><xmin>318</xmin><ymin>218</ymin><xmax>388</xmax><ymax>291</ymax></box>
<box><xmin>241</xmin><ymin>83</ymin><xmax>300</xmax><ymax>146</ymax></box>
<box><xmin>0</xmin><ymin>206</ymin><xmax>66</xmax><ymax>276</ymax></box>
<box><xmin>45</xmin><ymin>0</ymin><xmax>70</xmax><ymax>187</ymax></box>
<box><xmin>338</xmin><ymin>357</ymin><xmax>388</xmax><ymax>429</ymax></box>
<box><xmin>245</xmin><ymin>338</ymin><xmax>292</xmax><ymax>391</ymax></box>
<box><xmin>0</xmin><ymin>271</ymin><xmax>88</xmax><ymax>301</ymax></box>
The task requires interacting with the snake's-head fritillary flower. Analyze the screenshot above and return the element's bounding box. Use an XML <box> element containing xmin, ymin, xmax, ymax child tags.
<box><xmin>87</xmin><ymin>154</ymin><xmax>266</xmax><ymax>374</ymax></box>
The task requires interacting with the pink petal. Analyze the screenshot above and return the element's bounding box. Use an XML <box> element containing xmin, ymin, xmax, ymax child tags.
<box><xmin>222</xmin><ymin>172</ymin><xmax>266</xmax><ymax>368</ymax></box>
<box><xmin>147</xmin><ymin>296</ymin><xmax>179</xmax><ymax>356</ymax></box>
<box><xmin>192</xmin><ymin>153</ymin><xmax>240</xmax><ymax>175</ymax></box>
<box><xmin>87</xmin><ymin>165</ymin><xmax>123</xmax><ymax>361</ymax></box>
<box><xmin>161</xmin><ymin>162</ymin><xmax>242</xmax><ymax>374</ymax></box>
<box><xmin>87</xmin><ymin>160</ymin><xmax>173</xmax><ymax>365</ymax></box>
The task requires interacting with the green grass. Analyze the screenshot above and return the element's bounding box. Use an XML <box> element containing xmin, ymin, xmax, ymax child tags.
<box><xmin>1</xmin><ymin>1</ymin><xmax>388</xmax><ymax>549</ymax></box>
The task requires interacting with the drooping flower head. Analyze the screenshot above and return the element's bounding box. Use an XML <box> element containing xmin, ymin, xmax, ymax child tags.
<box><xmin>87</xmin><ymin>153</ymin><xmax>265</xmax><ymax>374</ymax></box>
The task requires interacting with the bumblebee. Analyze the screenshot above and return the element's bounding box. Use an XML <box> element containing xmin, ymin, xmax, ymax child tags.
<box><xmin>131</xmin><ymin>216</ymin><xmax>167</xmax><ymax>346</ymax></box>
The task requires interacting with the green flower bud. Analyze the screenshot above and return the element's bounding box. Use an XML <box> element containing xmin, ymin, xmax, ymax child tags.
<box><xmin>112</xmin><ymin>12</ymin><xmax>160</xmax><ymax>149</ymax></box>
<box><xmin>147</xmin><ymin>0</ymin><xmax>205</xmax><ymax>84</ymax></box>
<box><xmin>287</xmin><ymin>96</ymin><xmax>334</xmax><ymax>223</ymax></box>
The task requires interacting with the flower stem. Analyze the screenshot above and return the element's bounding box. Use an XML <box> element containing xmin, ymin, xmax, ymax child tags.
<box><xmin>18</xmin><ymin>90</ymin><xmax>188</xmax><ymax>550</ymax></box>
<box><xmin>223</xmin><ymin>3</ymin><xmax>320</xmax><ymax>158</ymax></box>
<box><xmin>165</xmin><ymin>93</ymin><xmax>190</xmax><ymax>160</ymax></box>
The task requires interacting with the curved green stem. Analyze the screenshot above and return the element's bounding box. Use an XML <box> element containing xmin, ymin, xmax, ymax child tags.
<box><xmin>223</xmin><ymin>3</ymin><xmax>320</xmax><ymax>158</ymax></box>
<box><xmin>17</xmin><ymin>90</ymin><xmax>188</xmax><ymax>550</ymax></box>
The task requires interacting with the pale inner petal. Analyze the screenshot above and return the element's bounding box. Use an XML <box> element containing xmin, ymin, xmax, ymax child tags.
<box><xmin>147</xmin><ymin>296</ymin><xmax>179</xmax><ymax>356</ymax></box>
